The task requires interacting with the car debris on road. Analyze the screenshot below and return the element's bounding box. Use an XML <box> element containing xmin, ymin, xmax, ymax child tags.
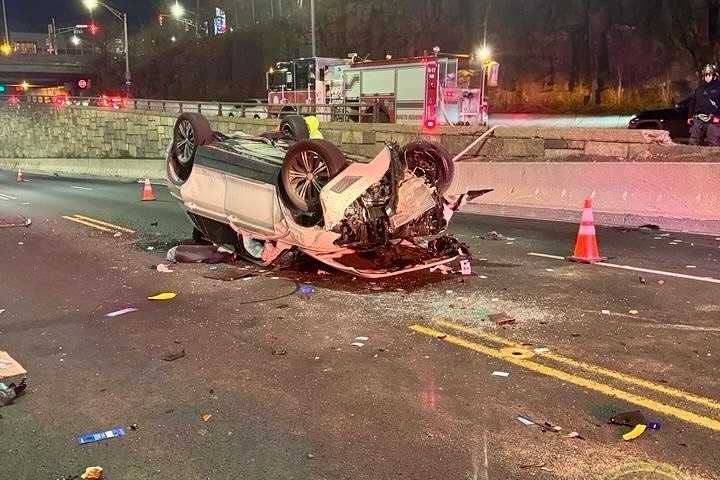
<box><xmin>0</xmin><ymin>351</ymin><xmax>27</xmax><ymax>407</ymax></box>
<box><xmin>76</xmin><ymin>427</ymin><xmax>126</xmax><ymax>445</ymax></box>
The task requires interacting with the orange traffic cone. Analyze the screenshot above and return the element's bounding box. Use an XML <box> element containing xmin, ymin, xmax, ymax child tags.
<box><xmin>141</xmin><ymin>178</ymin><xmax>156</xmax><ymax>201</ymax></box>
<box><xmin>567</xmin><ymin>198</ymin><xmax>606</xmax><ymax>263</ymax></box>
<box><xmin>16</xmin><ymin>168</ymin><xmax>22</xmax><ymax>183</ymax></box>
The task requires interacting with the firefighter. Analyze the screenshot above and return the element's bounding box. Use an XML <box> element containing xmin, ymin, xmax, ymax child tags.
<box><xmin>688</xmin><ymin>64</ymin><xmax>720</xmax><ymax>146</ymax></box>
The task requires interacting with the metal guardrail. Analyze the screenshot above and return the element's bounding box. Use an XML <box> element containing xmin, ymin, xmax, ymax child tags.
<box><xmin>0</xmin><ymin>94</ymin><xmax>391</xmax><ymax>123</ymax></box>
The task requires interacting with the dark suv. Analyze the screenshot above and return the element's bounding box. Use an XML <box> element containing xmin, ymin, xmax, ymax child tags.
<box><xmin>628</xmin><ymin>97</ymin><xmax>691</xmax><ymax>143</ymax></box>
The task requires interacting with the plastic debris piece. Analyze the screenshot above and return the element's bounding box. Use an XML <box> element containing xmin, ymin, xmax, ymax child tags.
<box><xmin>686</xmin><ymin>265</ymin><xmax>696</xmax><ymax>269</ymax></box>
<box><xmin>147</xmin><ymin>292</ymin><xmax>176</xmax><ymax>301</ymax></box>
<box><xmin>354</xmin><ymin>336</ymin><xmax>369</xmax><ymax>342</ymax></box>
<box><xmin>517</xmin><ymin>416</ymin><xmax>535</xmax><ymax>426</ymax></box>
<box><xmin>657</xmin><ymin>280</ymin><xmax>665</xmax><ymax>285</ymax></box>
<box><xmin>0</xmin><ymin>309</ymin><xmax>5</xmax><ymax>315</ymax></box>
<box><xmin>492</xmin><ymin>371</ymin><xmax>509</xmax><ymax>377</ymax></box>
<box><xmin>445</xmin><ymin>290</ymin><xmax>454</xmax><ymax>295</ymax></box>
<box><xmin>639</xmin><ymin>276</ymin><xmax>646</xmax><ymax>283</ymax></box>
<box><xmin>77</xmin><ymin>427</ymin><xmax>126</xmax><ymax>445</ymax></box>
<box><xmin>156</xmin><ymin>264</ymin><xmax>174</xmax><ymax>273</ymax></box>
<box><xmin>81</xmin><ymin>466</ymin><xmax>104</xmax><ymax>480</ymax></box>
<box><xmin>489</xmin><ymin>312</ymin><xmax>515</xmax><ymax>325</ymax></box>
<box><xmin>200</xmin><ymin>413</ymin><xmax>212</xmax><ymax>422</ymax></box>
<box><xmin>545</xmin><ymin>268</ymin><xmax>555</xmax><ymax>272</ymax></box>
<box><xmin>298</xmin><ymin>284</ymin><xmax>315</xmax><ymax>297</ymax></box>
<box><xmin>566</xmin><ymin>431</ymin><xmax>583</xmax><ymax>439</ymax></box>
<box><xmin>647</xmin><ymin>421</ymin><xmax>662</xmax><ymax>430</ymax></box>
<box><xmin>491</xmin><ymin>298</ymin><xmax>499</xmax><ymax>302</ymax></box>
<box><xmin>350</xmin><ymin>342</ymin><xmax>365</xmax><ymax>347</ymax></box>
<box><xmin>271</xmin><ymin>348</ymin><xmax>287</xmax><ymax>356</ymax></box>
<box><xmin>105</xmin><ymin>308</ymin><xmax>138</xmax><ymax>317</ymax></box>
<box><xmin>533</xmin><ymin>348</ymin><xmax>550</xmax><ymax>354</ymax></box>
<box><xmin>146</xmin><ymin>246</ymin><xmax>154</xmax><ymax>251</ymax></box>
<box><xmin>629</xmin><ymin>310</ymin><xmax>639</xmax><ymax>315</ymax></box>
<box><xmin>113</xmin><ymin>232</ymin><xmax>122</xmax><ymax>238</ymax></box>
<box><xmin>622</xmin><ymin>424</ymin><xmax>647</xmax><ymax>441</ymax></box>
<box><xmin>544</xmin><ymin>421</ymin><xmax>562</xmax><ymax>432</ymax></box>
<box><xmin>161</xmin><ymin>349</ymin><xmax>185</xmax><ymax>362</ymax></box>
<box><xmin>317</xmin><ymin>269</ymin><xmax>330</xmax><ymax>276</ymax></box>
<box><xmin>478</xmin><ymin>275</ymin><xmax>488</xmax><ymax>279</ymax></box>
<box><xmin>601</xmin><ymin>310</ymin><xmax>611</xmax><ymax>315</ymax></box>
<box><xmin>17</xmin><ymin>242</ymin><xmax>23</xmax><ymax>245</ymax></box>
<box><xmin>460</xmin><ymin>258</ymin><xmax>472</xmax><ymax>275</ymax></box>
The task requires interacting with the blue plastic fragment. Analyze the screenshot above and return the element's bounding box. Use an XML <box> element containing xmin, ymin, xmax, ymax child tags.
<box><xmin>647</xmin><ymin>421</ymin><xmax>662</xmax><ymax>430</ymax></box>
<box><xmin>298</xmin><ymin>284</ymin><xmax>315</xmax><ymax>295</ymax></box>
<box><xmin>76</xmin><ymin>427</ymin><xmax>126</xmax><ymax>445</ymax></box>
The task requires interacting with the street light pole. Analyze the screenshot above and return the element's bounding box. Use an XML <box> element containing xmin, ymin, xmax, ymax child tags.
<box><xmin>122</xmin><ymin>12</ymin><xmax>130</xmax><ymax>89</ymax></box>
<box><xmin>82</xmin><ymin>1</ymin><xmax>131</xmax><ymax>92</ymax></box>
<box><xmin>310</xmin><ymin>0</ymin><xmax>316</xmax><ymax>57</ymax></box>
<box><xmin>1</xmin><ymin>0</ymin><xmax>10</xmax><ymax>46</ymax></box>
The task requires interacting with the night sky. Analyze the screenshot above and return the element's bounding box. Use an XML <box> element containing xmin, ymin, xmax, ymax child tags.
<box><xmin>4</xmin><ymin>0</ymin><xmax>163</xmax><ymax>31</ymax></box>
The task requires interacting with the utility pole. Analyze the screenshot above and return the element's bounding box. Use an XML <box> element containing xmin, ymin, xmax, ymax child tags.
<box><xmin>270</xmin><ymin>0</ymin><xmax>274</xmax><ymax>18</ymax></box>
<box><xmin>1</xmin><ymin>0</ymin><xmax>10</xmax><ymax>46</ymax></box>
<box><xmin>310</xmin><ymin>0</ymin><xmax>316</xmax><ymax>56</ymax></box>
<box><xmin>196</xmin><ymin>0</ymin><xmax>200</xmax><ymax>36</ymax></box>
<box><xmin>251</xmin><ymin>0</ymin><xmax>255</xmax><ymax>24</ymax></box>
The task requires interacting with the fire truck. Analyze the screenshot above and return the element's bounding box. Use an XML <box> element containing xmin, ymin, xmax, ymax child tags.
<box><xmin>266</xmin><ymin>52</ymin><xmax>493</xmax><ymax>127</ymax></box>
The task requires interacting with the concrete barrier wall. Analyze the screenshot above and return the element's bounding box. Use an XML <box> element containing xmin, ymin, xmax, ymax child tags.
<box><xmin>449</xmin><ymin>162</ymin><xmax>720</xmax><ymax>235</ymax></box>
<box><xmin>1</xmin><ymin>103</ymin><xmax>719</xmax><ymax>233</ymax></box>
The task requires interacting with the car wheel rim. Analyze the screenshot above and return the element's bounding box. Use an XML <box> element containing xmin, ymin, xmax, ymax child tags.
<box><xmin>287</xmin><ymin>150</ymin><xmax>330</xmax><ymax>205</ymax></box>
<box><xmin>175</xmin><ymin>120</ymin><xmax>195</xmax><ymax>165</ymax></box>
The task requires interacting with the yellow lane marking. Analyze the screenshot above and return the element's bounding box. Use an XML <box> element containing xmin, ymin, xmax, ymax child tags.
<box><xmin>62</xmin><ymin>215</ymin><xmax>115</xmax><ymax>233</ymax></box>
<box><xmin>410</xmin><ymin>324</ymin><xmax>720</xmax><ymax>432</ymax></box>
<box><xmin>72</xmin><ymin>214</ymin><xmax>136</xmax><ymax>233</ymax></box>
<box><xmin>434</xmin><ymin>318</ymin><xmax>720</xmax><ymax>412</ymax></box>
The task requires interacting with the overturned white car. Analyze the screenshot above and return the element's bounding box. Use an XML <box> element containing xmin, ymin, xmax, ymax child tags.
<box><xmin>166</xmin><ymin>113</ymin><xmax>488</xmax><ymax>277</ymax></box>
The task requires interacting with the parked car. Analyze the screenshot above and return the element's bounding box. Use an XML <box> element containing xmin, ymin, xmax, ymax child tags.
<box><xmin>628</xmin><ymin>96</ymin><xmax>691</xmax><ymax>143</ymax></box>
<box><xmin>165</xmin><ymin>113</ymin><xmax>488</xmax><ymax>277</ymax></box>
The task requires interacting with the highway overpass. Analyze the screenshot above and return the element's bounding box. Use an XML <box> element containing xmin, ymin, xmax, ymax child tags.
<box><xmin>0</xmin><ymin>54</ymin><xmax>97</xmax><ymax>87</ymax></box>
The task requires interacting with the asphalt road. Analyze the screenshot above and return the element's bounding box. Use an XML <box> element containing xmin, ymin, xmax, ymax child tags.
<box><xmin>1</xmin><ymin>170</ymin><xmax>719</xmax><ymax>480</ymax></box>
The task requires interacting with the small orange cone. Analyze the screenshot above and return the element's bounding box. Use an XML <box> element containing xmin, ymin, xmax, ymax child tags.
<box><xmin>141</xmin><ymin>178</ymin><xmax>156</xmax><ymax>201</ymax></box>
<box><xmin>16</xmin><ymin>168</ymin><xmax>22</xmax><ymax>183</ymax></box>
<box><xmin>567</xmin><ymin>198</ymin><xmax>606</xmax><ymax>263</ymax></box>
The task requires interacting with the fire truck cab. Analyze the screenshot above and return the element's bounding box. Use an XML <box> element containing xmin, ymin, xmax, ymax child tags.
<box><xmin>266</xmin><ymin>53</ymin><xmax>485</xmax><ymax>127</ymax></box>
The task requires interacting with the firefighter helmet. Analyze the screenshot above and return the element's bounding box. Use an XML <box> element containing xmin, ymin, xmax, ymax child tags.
<box><xmin>702</xmin><ymin>64</ymin><xmax>717</xmax><ymax>77</ymax></box>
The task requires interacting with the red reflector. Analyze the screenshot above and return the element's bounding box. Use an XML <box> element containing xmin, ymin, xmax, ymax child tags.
<box><xmin>425</xmin><ymin>120</ymin><xmax>436</xmax><ymax>128</ymax></box>
<box><xmin>713</xmin><ymin>116</ymin><xmax>720</xmax><ymax>124</ymax></box>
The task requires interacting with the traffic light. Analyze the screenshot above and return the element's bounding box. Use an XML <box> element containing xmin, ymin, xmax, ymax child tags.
<box><xmin>158</xmin><ymin>15</ymin><xmax>164</xmax><ymax>26</ymax></box>
<box><xmin>0</xmin><ymin>84</ymin><xmax>5</xmax><ymax>93</ymax></box>
<box><xmin>88</xmin><ymin>22</ymin><xmax>99</xmax><ymax>35</ymax></box>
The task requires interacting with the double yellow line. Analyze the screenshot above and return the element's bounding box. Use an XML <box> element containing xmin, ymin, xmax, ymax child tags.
<box><xmin>411</xmin><ymin>319</ymin><xmax>720</xmax><ymax>432</ymax></box>
<box><xmin>62</xmin><ymin>214</ymin><xmax>135</xmax><ymax>235</ymax></box>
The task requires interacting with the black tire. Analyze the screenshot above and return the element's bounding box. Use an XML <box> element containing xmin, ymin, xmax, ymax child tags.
<box><xmin>167</xmin><ymin>113</ymin><xmax>214</xmax><ymax>185</ymax></box>
<box><xmin>400</xmin><ymin>140</ymin><xmax>454</xmax><ymax>194</ymax></box>
<box><xmin>280</xmin><ymin>115</ymin><xmax>310</xmax><ymax>141</ymax></box>
<box><xmin>280</xmin><ymin>139</ymin><xmax>348</xmax><ymax>214</ymax></box>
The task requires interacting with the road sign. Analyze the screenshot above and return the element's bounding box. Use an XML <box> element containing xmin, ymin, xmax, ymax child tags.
<box><xmin>214</xmin><ymin>8</ymin><xmax>226</xmax><ymax>35</ymax></box>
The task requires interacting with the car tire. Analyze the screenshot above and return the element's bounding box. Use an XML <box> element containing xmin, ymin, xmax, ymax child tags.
<box><xmin>167</xmin><ymin>113</ymin><xmax>214</xmax><ymax>186</ymax></box>
<box><xmin>280</xmin><ymin>115</ymin><xmax>310</xmax><ymax>141</ymax></box>
<box><xmin>400</xmin><ymin>140</ymin><xmax>454</xmax><ymax>194</ymax></box>
<box><xmin>280</xmin><ymin>139</ymin><xmax>348</xmax><ymax>214</ymax></box>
